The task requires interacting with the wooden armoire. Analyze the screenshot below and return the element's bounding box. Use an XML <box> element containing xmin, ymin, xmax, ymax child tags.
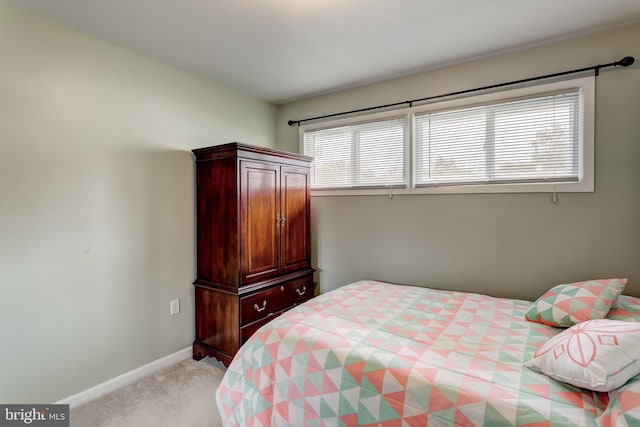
<box><xmin>192</xmin><ymin>142</ymin><xmax>314</xmax><ymax>365</ymax></box>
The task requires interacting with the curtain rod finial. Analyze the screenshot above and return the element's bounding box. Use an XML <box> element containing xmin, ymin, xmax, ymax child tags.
<box><xmin>287</xmin><ymin>120</ymin><xmax>298</xmax><ymax>126</ymax></box>
<box><xmin>619</xmin><ymin>56</ymin><xmax>635</xmax><ymax>67</ymax></box>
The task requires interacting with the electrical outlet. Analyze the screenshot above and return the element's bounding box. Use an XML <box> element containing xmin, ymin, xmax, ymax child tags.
<box><xmin>170</xmin><ymin>299</ymin><xmax>180</xmax><ymax>315</ymax></box>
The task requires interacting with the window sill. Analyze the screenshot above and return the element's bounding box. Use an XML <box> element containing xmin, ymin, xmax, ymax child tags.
<box><xmin>310</xmin><ymin>180</ymin><xmax>593</xmax><ymax>197</ymax></box>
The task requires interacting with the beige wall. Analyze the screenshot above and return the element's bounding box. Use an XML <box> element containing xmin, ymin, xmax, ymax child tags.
<box><xmin>277</xmin><ymin>24</ymin><xmax>640</xmax><ymax>299</ymax></box>
<box><xmin>0</xmin><ymin>3</ymin><xmax>276</xmax><ymax>403</ymax></box>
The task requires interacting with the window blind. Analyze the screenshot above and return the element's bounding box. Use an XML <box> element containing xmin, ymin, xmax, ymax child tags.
<box><xmin>414</xmin><ymin>89</ymin><xmax>581</xmax><ymax>187</ymax></box>
<box><xmin>303</xmin><ymin>117</ymin><xmax>407</xmax><ymax>189</ymax></box>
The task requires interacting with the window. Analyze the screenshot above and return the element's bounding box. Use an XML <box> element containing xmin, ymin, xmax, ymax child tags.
<box><xmin>414</xmin><ymin>90</ymin><xmax>580</xmax><ymax>187</ymax></box>
<box><xmin>300</xmin><ymin>77</ymin><xmax>594</xmax><ymax>196</ymax></box>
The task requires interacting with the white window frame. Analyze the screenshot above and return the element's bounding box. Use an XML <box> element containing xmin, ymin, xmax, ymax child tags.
<box><xmin>299</xmin><ymin>76</ymin><xmax>594</xmax><ymax>197</ymax></box>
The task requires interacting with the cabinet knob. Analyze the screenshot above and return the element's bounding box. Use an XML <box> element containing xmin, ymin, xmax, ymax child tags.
<box><xmin>254</xmin><ymin>300</ymin><xmax>267</xmax><ymax>312</ymax></box>
<box><xmin>280</xmin><ymin>286</ymin><xmax>284</xmax><ymax>291</ymax></box>
<box><xmin>276</xmin><ymin>214</ymin><xmax>287</xmax><ymax>226</ymax></box>
<box><xmin>296</xmin><ymin>286</ymin><xmax>306</xmax><ymax>296</ymax></box>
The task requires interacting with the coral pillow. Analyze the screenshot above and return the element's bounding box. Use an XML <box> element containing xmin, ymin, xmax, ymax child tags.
<box><xmin>526</xmin><ymin>278</ymin><xmax>626</xmax><ymax>327</ymax></box>
<box><xmin>525</xmin><ymin>319</ymin><xmax>640</xmax><ymax>392</ymax></box>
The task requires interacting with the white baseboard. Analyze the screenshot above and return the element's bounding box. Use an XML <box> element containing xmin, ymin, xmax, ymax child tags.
<box><xmin>55</xmin><ymin>346</ymin><xmax>192</xmax><ymax>408</ymax></box>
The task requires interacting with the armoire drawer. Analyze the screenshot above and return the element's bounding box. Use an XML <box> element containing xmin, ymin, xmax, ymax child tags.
<box><xmin>240</xmin><ymin>275</ymin><xmax>313</xmax><ymax>326</ymax></box>
<box><xmin>241</xmin><ymin>312</ymin><xmax>283</xmax><ymax>343</ymax></box>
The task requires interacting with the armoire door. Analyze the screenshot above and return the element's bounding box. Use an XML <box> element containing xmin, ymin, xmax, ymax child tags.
<box><xmin>240</xmin><ymin>161</ymin><xmax>281</xmax><ymax>284</ymax></box>
<box><xmin>281</xmin><ymin>166</ymin><xmax>311</xmax><ymax>274</ymax></box>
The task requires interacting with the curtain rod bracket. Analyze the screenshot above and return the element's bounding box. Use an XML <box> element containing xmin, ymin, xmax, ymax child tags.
<box><xmin>288</xmin><ymin>55</ymin><xmax>635</xmax><ymax>126</ymax></box>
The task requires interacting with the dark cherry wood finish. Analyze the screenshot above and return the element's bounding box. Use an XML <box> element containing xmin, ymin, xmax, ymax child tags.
<box><xmin>240</xmin><ymin>161</ymin><xmax>280</xmax><ymax>284</ymax></box>
<box><xmin>192</xmin><ymin>143</ymin><xmax>314</xmax><ymax>365</ymax></box>
<box><xmin>281</xmin><ymin>166</ymin><xmax>312</xmax><ymax>274</ymax></box>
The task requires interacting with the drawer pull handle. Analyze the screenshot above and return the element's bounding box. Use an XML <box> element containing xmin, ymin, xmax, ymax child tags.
<box><xmin>296</xmin><ymin>286</ymin><xmax>306</xmax><ymax>296</ymax></box>
<box><xmin>254</xmin><ymin>300</ymin><xmax>267</xmax><ymax>312</ymax></box>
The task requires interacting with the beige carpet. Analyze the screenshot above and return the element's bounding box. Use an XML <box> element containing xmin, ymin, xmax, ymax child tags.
<box><xmin>70</xmin><ymin>358</ymin><xmax>225</xmax><ymax>427</ymax></box>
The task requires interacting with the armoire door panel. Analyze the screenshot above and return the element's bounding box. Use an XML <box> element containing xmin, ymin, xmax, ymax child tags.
<box><xmin>281</xmin><ymin>166</ymin><xmax>311</xmax><ymax>273</ymax></box>
<box><xmin>240</xmin><ymin>161</ymin><xmax>280</xmax><ymax>284</ymax></box>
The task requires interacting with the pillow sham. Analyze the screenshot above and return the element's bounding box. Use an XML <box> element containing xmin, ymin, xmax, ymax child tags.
<box><xmin>524</xmin><ymin>319</ymin><xmax>640</xmax><ymax>392</ymax></box>
<box><xmin>607</xmin><ymin>294</ymin><xmax>640</xmax><ymax>322</ymax></box>
<box><xmin>526</xmin><ymin>278</ymin><xmax>627</xmax><ymax>327</ymax></box>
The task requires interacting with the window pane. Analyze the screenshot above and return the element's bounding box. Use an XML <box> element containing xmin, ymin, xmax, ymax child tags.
<box><xmin>416</xmin><ymin>106</ymin><xmax>487</xmax><ymax>184</ymax></box>
<box><xmin>304</xmin><ymin>117</ymin><xmax>406</xmax><ymax>189</ymax></box>
<box><xmin>305</xmin><ymin>130</ymin><xmax>353</xmax><ymax>188</ymax></box>
<box><xmin>493</xmin><ymin>93</ymin><xmax>578</xmax><ymax>181</ymax></box>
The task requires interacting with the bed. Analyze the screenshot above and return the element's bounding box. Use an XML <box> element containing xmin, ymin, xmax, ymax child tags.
<box><xmin>216</xmin><ymin>280</ymin><xmax>640</xmax><ymax>426</ymax></box>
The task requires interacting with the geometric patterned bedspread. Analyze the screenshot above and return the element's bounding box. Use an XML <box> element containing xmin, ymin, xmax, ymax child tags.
<box><xmin>216</xmin><ymin>280</ymin><xmax>640</xmax><ymax>426</ymax></box>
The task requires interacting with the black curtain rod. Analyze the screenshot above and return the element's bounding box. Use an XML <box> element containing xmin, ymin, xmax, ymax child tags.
<box><xmin>287</xmin><ymin>56</ymin><xmax>635</xmax><ymax>126</ymax></box>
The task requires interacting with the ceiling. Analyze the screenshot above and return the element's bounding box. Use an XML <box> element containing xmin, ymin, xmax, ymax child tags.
<box><xmin>4</xmin><ymin>0</ymin><xmax>640</xmax><ymax>104</ymax></box>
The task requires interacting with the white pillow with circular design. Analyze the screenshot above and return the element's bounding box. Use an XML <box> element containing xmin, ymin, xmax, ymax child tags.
<box><xmin>524</xmin><ymin>319</ymin><xmax>640</xmax><ymax>392</ymax></box>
